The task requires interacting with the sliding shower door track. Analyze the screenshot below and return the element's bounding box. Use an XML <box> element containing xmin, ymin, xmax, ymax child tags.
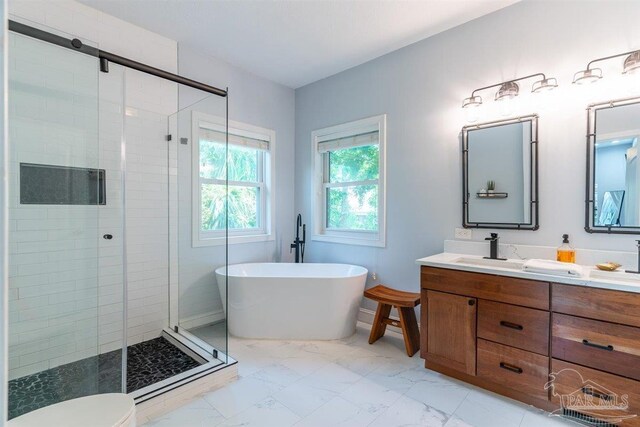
<box><xmin>130</xmin><ymin>328</ymin><xmax>236</xmax><ymax>404</ymax></box>
<box><xmin>172</xmin><ymin>325</ymin><xmax>232</xmax><ymax>363</ymax></box>
<box><xmin>8</xmin><ymin>18</ymin><xmax>227</xmax><ymax>97</ymax></box>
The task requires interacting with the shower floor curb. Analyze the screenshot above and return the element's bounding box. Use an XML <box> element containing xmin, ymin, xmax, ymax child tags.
<box><xmin>135</xmin><ymin>361</ymin><xmax>238</xmax><ymax>425</ymax></box>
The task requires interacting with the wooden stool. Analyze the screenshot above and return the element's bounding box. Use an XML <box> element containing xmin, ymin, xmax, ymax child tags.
<box><xmin>364</xmin><ymin>284</ymin><xmax>421</xmax><ymax>357</ymax></box>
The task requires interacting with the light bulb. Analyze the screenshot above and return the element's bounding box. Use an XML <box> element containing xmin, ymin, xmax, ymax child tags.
<box><xmin>465</xmin><ymin>105</ymin><xmax>480</xmax><ymax>123</ymax></box>
<box><xmin>498</xmin><ymin>97</ymin><xmax>514</xmax><ymax>117</ymax></box>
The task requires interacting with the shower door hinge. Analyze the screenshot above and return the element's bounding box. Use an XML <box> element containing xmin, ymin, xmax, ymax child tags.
<box><xmin>166</xmin><ymin>134</ymin><xmax>172</xmax><ymax>142</ymax></box>
<box><xmin>212</xmin><ymin>349</ymin><xmax>218</xmax><ymax>359</ymax></box>
<box><xmin>174</xmin><ymin>325</ymin><xmax>179</xmax><ymax>333</ymax></box>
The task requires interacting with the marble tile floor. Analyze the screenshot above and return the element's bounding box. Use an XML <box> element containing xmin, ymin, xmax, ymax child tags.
<box><xmin>143</xmin><ymin>323</ymin><xmax>580</xmax><ymax>427</ymax></box>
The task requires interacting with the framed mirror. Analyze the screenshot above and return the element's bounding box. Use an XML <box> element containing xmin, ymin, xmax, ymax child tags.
<box><xmin>586</xmin><ymin>98</ymin><xmax>640</xmax><ymax>234</ymax></box>
<box><xmin>462</xmin><ymin>115</ymin><xmax>539</xmax><ymax>230</ymax></box>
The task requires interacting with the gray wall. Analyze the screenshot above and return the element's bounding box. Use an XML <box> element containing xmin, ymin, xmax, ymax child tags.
<box><xmin>294</xmin><ymin>0</ymin><xmax>640</xmax><ymax>306</ymax></box>
<box><xmin>177</xmin><ymin>44</ymin><xmax>296</xmax><ymax>322</ymax></box>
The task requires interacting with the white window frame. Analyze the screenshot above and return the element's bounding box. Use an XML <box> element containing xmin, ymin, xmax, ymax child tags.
<box><xmin>311</xmin><ymin>114</ymin><xmax>386</xmax><ymax>247</ymax></box>
<box><xmin>192</xmin><ymin>111</ymin><xmax>275</xmax><ymax>247</ymax></box>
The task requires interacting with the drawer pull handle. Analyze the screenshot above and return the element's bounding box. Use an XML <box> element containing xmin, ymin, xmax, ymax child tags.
<box><xmin>581</xmin><ymin>386</ymin><xmax>613</xmax><ymax>402</ymax></box>
<box><xmin>582</xmin><ymin>339</ymin><xmax>614</xmax><ymax>352</ymax></box>
<box><xmin>499</xmin><ymin>362</ymin><xmax>523</xmax><ymax>374</ymax></box>
<box><xmin>500</xmin><ymin>321</ymin><xmax>523</xmax><ymax>331</ymax></box>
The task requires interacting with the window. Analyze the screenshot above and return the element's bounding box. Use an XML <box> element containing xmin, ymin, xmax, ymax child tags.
<box><xmin>312</xmin><ymin>114</ymin><xmax>386</xmax><ymax>247</ymax></box>
<box><xmin>192</xmin><ymin>112</ymin><xmax>275</xmax><ymax>246</ymax></box>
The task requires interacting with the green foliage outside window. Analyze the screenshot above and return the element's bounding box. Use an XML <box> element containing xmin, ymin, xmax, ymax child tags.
<box><xmin>327</xmin><ymin>145</ymin><xmax>379</xmax><ymax>231</ymax></box>
<box><xmin>198</xmin><ymin>139</ymin><xmax>379</xmax><ymax>233</ymax></box>
<box><xmin>200</xmin><ymin>140</ymin><xmax>260</xmax><ymax>231</ymax></box>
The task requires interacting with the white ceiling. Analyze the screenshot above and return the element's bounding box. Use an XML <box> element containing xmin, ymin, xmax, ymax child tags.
<box><xmin>79</xmin><ymin>0</ymin><xmax>519</xmax><ymax>89</ymax></box>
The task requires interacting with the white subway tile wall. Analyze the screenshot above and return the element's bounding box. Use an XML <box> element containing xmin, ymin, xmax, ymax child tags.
<box><xmin>123</xmin><ymin>68</ymin><xmax>177</xmax><ymax>345</ymax></box>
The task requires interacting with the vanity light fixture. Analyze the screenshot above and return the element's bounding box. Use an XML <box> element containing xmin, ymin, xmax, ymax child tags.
<box><xmin>495</xmin><ymin>81</ymin><xmax>519</xmax><ymax>101</ymax></box>
<box><xmin>624</xmin><ymin>51</ymin><xmax>640</xmax><ymax>75</ymax></box>
<box><xmin>462</xmin><ymin>73</ymin><xmax>558</xmax><ymax>110</ymax></box>
<box><xmin>574</xmin><ymin>49</ymin><xmax>640</xmax><ymax>84</ymax></box>
<box><xmin>531</xmin><ymin>77</ymin><xmax>558</xmax><ymax>93</ymax></box>
<box><xmin>462</xmin><ymin>95</ymin><xmax>482</xmax><ymax>108</ymax></box>
<box><xmin>573</xmin><ymin>68</ymin><xmax>602</xmax><ymax>85</ymax></box>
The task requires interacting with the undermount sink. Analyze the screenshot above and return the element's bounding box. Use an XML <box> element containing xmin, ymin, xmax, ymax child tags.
<box><xmin>589</xmin><ymin>269</ymin><xmax>640</xmax><ymax>284</ymax></box>
<box><xmin>453</xmin><ymin>257</ymin><xmax>524</xmax><ymax>271</ymax></box>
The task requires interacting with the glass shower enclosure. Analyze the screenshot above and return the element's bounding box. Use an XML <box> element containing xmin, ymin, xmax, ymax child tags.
<box><xmin>168</xmin><ymin>90</ymin><xmax>230</xmax><ymax>359</ymax></box>
<box><xmin>6</xmin><ymin>19</ymin><xmax>230</xmax><ymax>420</ymax></box>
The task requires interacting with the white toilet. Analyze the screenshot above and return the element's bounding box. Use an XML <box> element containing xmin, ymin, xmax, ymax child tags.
<box><xmin>7</xmin><ymin>393</ymin><xmax>136</xmax><ymax>427</ymax></box>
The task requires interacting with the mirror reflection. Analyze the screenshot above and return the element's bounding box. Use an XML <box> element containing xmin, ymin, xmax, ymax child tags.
<box><xmin>463</xmin><ymin>116</ymin><xmax>538</xmax><ymax>229</ymax></box>
<box><xmin>593</xmin><ymin>102</ymin><xmax>640</xmax><ymax>229</ymax></box>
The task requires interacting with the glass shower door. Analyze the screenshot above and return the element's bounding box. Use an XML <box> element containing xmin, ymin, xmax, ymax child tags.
<box><xmin>169</xmin><ymin>89</ymin><xmax>228</xmax><ymax>363</ymax></box>
<box><xmin>7</xmin><ymin>28</ymin><xmax>124</xmax><ymax>418</ymax></box>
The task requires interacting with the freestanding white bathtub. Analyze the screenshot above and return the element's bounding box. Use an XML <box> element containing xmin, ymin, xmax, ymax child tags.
<box><xmin>215</xmin><ymin>263</ymin><xmax>368</xmax><ymax>340</ymax></box>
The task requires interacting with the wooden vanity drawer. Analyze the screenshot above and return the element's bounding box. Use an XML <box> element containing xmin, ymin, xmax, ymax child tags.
<box><xmin>552</xmin><ymin>283</ymin><xmax>640</xmax><ymax>327</ymax></box>
<box><xmin>552</xmin><ymin>313</ymin><xmax>640</xmax><ymax>381</ymax></box>
<box><xmin>477</xmin><ymin>339</ymin><xmax>549</xmax><ymax>401</ymax></box>
<box><xmin>421</xmin><ymin>267</ymin><xmax>549</xmax><ymax>310</ymax></box>
<box><xmin>550</xmin><ymin>359</ymin><xmax>640</xmax><ymax>427</ymax></box>
<box><xmin>478</xmin><ymin>300</ymin><xmax>549</xmax><ymax>355</ymax></box>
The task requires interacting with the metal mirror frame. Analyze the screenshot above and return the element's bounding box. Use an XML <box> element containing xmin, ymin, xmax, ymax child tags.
<box><xmin>585</xmin><ymin>97</ymin><xmax>640</xmax><ymax>234</ymax></box>
<box><xmin>462</xmin><ymin>115</ymin><xmax>539</xmax><ymax>230</ymax></box>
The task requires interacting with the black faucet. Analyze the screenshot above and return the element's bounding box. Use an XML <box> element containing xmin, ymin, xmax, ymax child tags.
<box><xmin>626</xmin><ymin>240</ymin><xmax>640</xmax><ymax>274</ymax></box>
<box><xmin>484</xmin><ymin>233</ymin><xmax>506</xmax><ymax>260</ymax></box>
<box><xmin>290</xmin><ymin>214</ymin><xmax>306</xmax><ymax>263</ymax></box>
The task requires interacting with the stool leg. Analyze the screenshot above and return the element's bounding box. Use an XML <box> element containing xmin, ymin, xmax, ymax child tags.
<box><xmin>368</xmin><ymin>303</ymin><xmax>391</xmax><ymax>344</ymax></box>
<box><xmin>398</xmin><ymin>307</ymin><xmax>420</xmax><ymax>357</ymax></box>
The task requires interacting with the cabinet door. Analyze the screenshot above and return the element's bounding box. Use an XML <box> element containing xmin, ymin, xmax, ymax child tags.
<box><xmin>426</xmin><ymin>290</ymin><xmax>477</xmax><ymax>375</ymax></box>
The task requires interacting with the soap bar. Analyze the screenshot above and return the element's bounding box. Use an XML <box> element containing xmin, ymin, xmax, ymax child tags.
<box><xmin>595</xmin><ymin>262</ymin><xmax>622</xmax><ymax>271</ymax></box>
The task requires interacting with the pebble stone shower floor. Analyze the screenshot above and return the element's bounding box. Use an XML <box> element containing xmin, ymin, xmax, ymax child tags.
<box><xmin>8</xmin><ymin>337</ymin><xmax>201</xmax><ymax>419</ymax></box>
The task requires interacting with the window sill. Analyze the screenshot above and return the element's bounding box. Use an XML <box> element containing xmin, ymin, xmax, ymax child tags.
<box><xmin>193</xmin><ymin>233</ymin><xmax>274</xmax><ymax>248</ymax></box>
<box><xmin>311</xmin><ymin>233</ymin><xmax>385</xmax><ymax>248</ymax></box>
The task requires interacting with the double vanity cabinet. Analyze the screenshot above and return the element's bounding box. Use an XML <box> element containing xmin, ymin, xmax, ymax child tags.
<box><xmin>420</xmin><ymin>265</ymin><xmax>640</xmax><ymax>426</ymax></box>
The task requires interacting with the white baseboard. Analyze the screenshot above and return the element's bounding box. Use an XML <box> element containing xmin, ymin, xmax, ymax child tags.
<box><xmin>179</xmin><ymin>309</ymin><xmax>225</xmax><ymax>330</ymax></box>
<box><xmin>357</xmin><ymin>307</ymin><xmax>376</xmax><ymax>325</ymax></box>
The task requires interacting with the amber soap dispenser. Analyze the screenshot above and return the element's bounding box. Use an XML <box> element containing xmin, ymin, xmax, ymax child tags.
<box><xmin>557</xmin><ymin>234</ymin><xmax>576</xmax><ymax>263</ymax></box>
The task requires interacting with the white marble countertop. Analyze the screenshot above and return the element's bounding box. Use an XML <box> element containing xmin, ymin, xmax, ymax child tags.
<box><xmin>416</xmin><ymin>252</ymin><xmax>640</xmax><ymax>294</ymax></box>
